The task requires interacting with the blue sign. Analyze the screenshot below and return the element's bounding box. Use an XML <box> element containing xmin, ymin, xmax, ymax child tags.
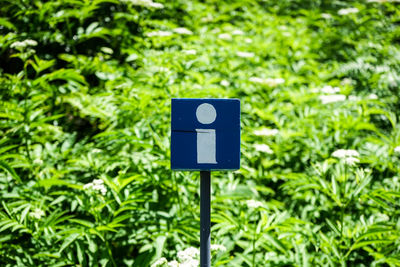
<box><xmin>171</xmin><ymin>98</ymin><xmax>240</xmax><ymax>170</ymax></box>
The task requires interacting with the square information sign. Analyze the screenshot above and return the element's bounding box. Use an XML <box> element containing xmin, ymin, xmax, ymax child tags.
<box><xmin>171</xmin><ymin>98</ymin><xmax>240</xmax><ymax>170</ymax></box>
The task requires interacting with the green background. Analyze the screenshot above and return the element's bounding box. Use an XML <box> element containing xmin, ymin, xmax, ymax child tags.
<box><xmin>0</xmin><ymin>0</ymin><xmax>400</xmax><ymax>266</ymax></box>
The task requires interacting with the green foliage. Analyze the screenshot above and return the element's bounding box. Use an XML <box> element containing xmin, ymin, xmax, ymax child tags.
<box><xmin>1</xmin><ymin>0</ymin><xmax>400</xmax><ymax>266</ymax></box>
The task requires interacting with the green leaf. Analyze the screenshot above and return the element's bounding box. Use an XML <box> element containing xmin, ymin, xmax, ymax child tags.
<box><xmin>326</xmin><ymin>218</ymin><xmax>340</xmax><ymax>236</ymax></box>
<box><xmin>352</xmin><ymin>173</ymin><xmax>372</xmax><ymax>198</ymax></box>
<box><xmin>0</xmin><ymin>160</ymin><xmax>22</xmax><ymax>183</ymax></box>
<box><xmin>19</xmin><ymin>205</ymin><xmax>31</xmax><ymax>224</ymax></box>
<box><xmin>0</xmin><ymin>17</ymin><xmax>15</xmax><ymax>30</ymax></box>
<box><xmin>349</xmin><ymin>239</ymin><xmax>393</xmax><ymax>251</ymax></box>
<box><xmin>59</xmin><ymin>233</ymin><xmax>81</xmax><ymax>253</ymax></box>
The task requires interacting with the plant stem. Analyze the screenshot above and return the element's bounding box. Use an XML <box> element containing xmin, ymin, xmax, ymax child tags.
<box><xmin>105</xmin><ymin>239</ymin><xmax>117</xmax><ymax>267</ymax></box>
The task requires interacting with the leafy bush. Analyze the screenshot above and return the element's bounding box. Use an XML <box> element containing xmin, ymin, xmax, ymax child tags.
<box><xmin>1</xmin><ymin>0</ymin><xmax>400</xmax><ymax>266</ymax></box>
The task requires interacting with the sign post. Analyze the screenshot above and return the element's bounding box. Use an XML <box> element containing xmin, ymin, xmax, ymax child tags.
<box><xmin>200</xmin><ymin>170</ymin><xmax>211</xmax><ymax>267</ymax></box>
<box><xmin>171</xmin><ymin>98</ymin><xmax>240</xmax><ymax>267</ymax></box>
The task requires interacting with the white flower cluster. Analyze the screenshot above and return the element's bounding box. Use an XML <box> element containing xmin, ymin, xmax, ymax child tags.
<box><xmin>254</xmin><ymin>144</ymin><xmax>273</xmax><ymax>154</ymax></box>
<box><xmin>146</xmin><ymin>31</ymin><xmax>172</xmax><ymax>37</ymax></box>
<box><xmin>10</xmin><ymin>39</ymin><xmax>38</xmax><ymax>50</ymax></box>
<box><xmin>126</xmin><ymin>0</ymin><xmax>164</xmax><ymax>9</ymax></box>
<box><xmin>33</xmin><ymin>158</ymin><xmax>44</xmax><ymax>165</ymax></box>
<box><xmin>348</xmin><ymin>95</ymin><xmax>360</xmax><ymax>101</ymax></box>
<box><xmin>321</xmin><ymin>13</ymin><xmax>332</xmax><ymax>19</ymax></box>
<box><xmin>249</xmin><ymin>77</ymin><xmax>285</xmax><ymax>87</ymax></box>
<box><xmin>220</xmin><ymin>80</ymin><xmax>230</xmax><ymax>87</ymax></box>
<box><xmin>254</xmin><ymin>128</ymin><xmax>279</xmax><ymax>137</ymax></box>
<box><xmin>338</xmin><ymin>7</ymin><xmax>359</xmax><ymax>15</ymax></box>
<box><xmin>177</xmin><ymin>247</ymin><xmax>199</xmax><ymax>265</ymax></box>
<box><xmin>319</xmin><ymin>94</ymin><xmax>346</xmax><ymax>104</ymax></box>
<box><xmin>167</xmin><ymin>261</ymin><xmax>179</xmax><ymax>267</ymax></box>
<box><xmin>83</xmin><ymin>179</ymin><xmax>107</xmax><ymax>195</ymax></box>
<box><xmin>218</xmin><ymin>33</ymin><xmax>232</xmax><ymax>40</ymax></box>
<box><xmin>246</xmin><ymin>199</ymin><xmax>263</xmax><ymax>209</ymax></box>
<box><xmin>394</xmin><ymin>146</ymin><xmax>400</xmax><ymax>153</ymax></box>
<box><xmin>29</xmin><ymin>208</ymin><xmax>45</xmax><ymax>219</ymax></box>
<box><xmin>332</xmin><ymin>149</ymin><xmax>360</xmax><ymax>165</ymax></box>
<box><xmin>151</xmin><ymin>257</ymin><xmax>168</xmax><ymax>267</ymax></box>
<box><xmin>367</xmin><ymin>0</ymin><xmax>389</xmax><ymax>2</ymax></box>
<box><xmin>313</xmin><ymin>85</ymin><xmax>346</xmax><ymax>104</ymax></box>
<box><xmin>236</xmin><ymin>51</ymin><xmax>255</xmax><ymax>58</ymax></box>
<box><xmin>146</xmin><ymin>28</ymin><xmax>192</xmax><ymax>37</ymax></box>
<box><xmin>151</xmin><ymin>245</ymin><xmax>226</xmax><ymax>267</ymax></box>
<box><xmin>320</xmin><ymin>85</ymin><xmax>341</xmax><ymax>94</ymax></box>
<box><xmin>341</xmin><ymin>78</ymin><xmax>353</xmax><ymax>85</ymax></box>
<box><xmin>182</xmin><ymin>49</ymin><xmax>197</xmax><ymax>55</ymax></box>
<box><xmin>217</xmin><ymin>29</ymin><xmax>244</xmax><ymax>40</ymax></box>
<box><xmin>173</xmin><ymin>27</ymin><xmax>193</xmax><ymax>35</ymax></box>
<box><xmin>232</xmin><ymin>30</ymin><xmax>244</xmax><ymax>35</ymax></box>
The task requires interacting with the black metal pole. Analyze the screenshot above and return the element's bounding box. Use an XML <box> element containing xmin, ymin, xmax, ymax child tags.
<box><xmin>200</xmin><ymin>170</ymin><xmax>211</xmax><ymax>267</ymax></box>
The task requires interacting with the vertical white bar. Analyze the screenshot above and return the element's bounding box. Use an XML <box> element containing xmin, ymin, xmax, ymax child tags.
<box><xmin>196</xmin><ymin>129</ymin><xmax>217</xmax><ymax>164</ymax></box>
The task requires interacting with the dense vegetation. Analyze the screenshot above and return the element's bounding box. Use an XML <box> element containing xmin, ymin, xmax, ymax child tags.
<box><xmin>1</xmin><ymin>0</ymin><xmax>400</xmax><ymax>266</ymax></box>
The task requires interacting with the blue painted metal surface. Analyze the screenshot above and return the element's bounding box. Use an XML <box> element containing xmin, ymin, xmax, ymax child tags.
<box><xmin>171</xmin><ymin>98</ymin><xmax>240</xmax><ymax>170</ymax></box>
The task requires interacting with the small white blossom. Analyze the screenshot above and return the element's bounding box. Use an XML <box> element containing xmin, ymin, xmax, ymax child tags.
<box><xmin>201</xmin><ymin>15</ymin><xmax>213</xmax><ymax>22</ymax></box>
<box><xmin>83</xmin><ymin>179</ymin><xmax>107</xmax><ymax>195</ymax></box>
<box><xmin>167</xmin><ymin>261</ymin><xmax>179</xmax><ymax>267</ymax></box>
<box><xmin>332</xmin><ymin>149</ymin><xmax>360</xmax><ymax>165</ymax></box>
<box><xmin>319</xmin><ymin>94</ymin><xmax>346</xmax><ymax>104</ymax></box>
<box><xmin>244</xmin><ymin>38</ymin><xmax>253</xmax><ymax>43</ymax></box>
<box><xmin>182</xmin><ymin>49</ymin><xmax>197</xmax><ymax>55</ymax></box>
<box><xmin>348</xmin><ymin>95</ymin><xmax>360</xmax><ymax>101</ymax></box>
<box><xmin>30</xmin><ymin>208</ymin><xmax>45</xmax><ymax>219</ymax></box>
<box><xmin>321</xmin><ymin>13</ymin><xmax>332</xmax><ymax>19</ymax></box>
<box><xmin>320</xmin><ymin>85</ymin><xmax>340</xmax><ymax>94</ymax></box>
<box><xmin>177</xmin><ymin>247</ymin><xmax>199</xmax><ymax>262</ymax></box>
<box><xmin>368</xmin><ymin>93</ymin><xmax>378</xmax><ymax>100</ymax></box>
<box><xmin>254</xmin><ymin>144</ymin><xmax>273</xmax><ymax>154</ymax></box>
<box><xmin>338</xmin><ymin>7</ymin><xmax>359</xmax><ymax>15</ymax></box>
<box><xmin>249</xmin><ymin>77</ymin><xmax>264</xmax><ymax>83</ymax></box>
<box><xmin>10</xmin><ymin>39</ymin><xmax>38</xmax><ymax>50</ymax></box>
<box><xmin>218</xmin><ymin>33</ymin><xmax>232</xmax><ymax>40</ymax></box>
<box><xmin>174</xmin><ymin>27</ymin><xmax>193</xmax><ymax>35</ymax></box>
<box><xmin>232</xmin><ymin>29</ymin><xmax>244</xmax><ymax>35</ymax></box>
<box><xmin>246</xmin><ymin>200</ymin><xmax>263</xmax><ymax>209</ymax></box>
<box><xmin>267</xmin><ymin>78</ymin><xmax>285</xmax><ymax>86</ymax></box>
<box><xmin>125</xmin><ymin>0</ymin><xmax>164</xmax><ymax>8</ymax></box>
<box><xmin>149</xmin><ymin>2</ymin><xmax>164</xmax><ymax>8</ymax></box>
<box><xmin>180</xmin><ymin>258</ymin><xmax>199</xmax><ymax>267</ymax></box>
<box><xmin>394</xmin><ymin>146</ymin><xmax>400</xmax><ymax>153</ymax></box>
<box><xmin>211</xmin><ymin>244</ymin><xmax>227</xmax><ymax>252</ymax></box>
<box><xmin>33</xmin><ymin>158</ymin><xmax>44</xmax><ymax>165</ymax></box>
<box><xmin>220</xmin><ymin>80</ymin><xmax>230</xmax><ymax>87</ymax></box>
<box><xmin>332</xmin><ymin>149</ymin><xmax>360</xmax><ymax>158</ymax></box>
<box><xmin>151</xmin><ymin>258</ymin><xmax>168</xmax><ymax>267</ymax></box>
<box><xmin>249</xmin><ymin>77</ymin><xmax>285</xmax><ymax>87</ymax></box>
<box><xmin>236</xmin><ymin>51</ymin><xmax>255</xmax><ymax>58</ymax></box>
<box><xmin>345</xmin><ymin>157</ymin><xmax>360</xmax><ymax>165</ymax></box>
<box><xmin>254</xmin><ymin>128</ymin><xmax>279</xmax><ymax>136</ymax></box>
<box><xmin>83</xmin><ymin>184</ymin><xmax>91</xmax><ymax>190</ymax></box>
<box><xmin>146</xmin><ymin>31</ymin><xmax>172</xmax><ymax>37</ymax></box>
<box><xmin>375</xmin><ymin>66</ymin><xmax>390</xmax><ymax>73</ymax></box>
<box><xmin>341</xmin><ymin>78</ymin><xmax>353</xmax><ymax>85</ymax></box>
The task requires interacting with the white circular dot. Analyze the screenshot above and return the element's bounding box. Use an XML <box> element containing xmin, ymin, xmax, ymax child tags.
<box><xmin>196</xmin><ymin>103</ymin><xmax>216</xmax><ymax>124</ymax></box>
